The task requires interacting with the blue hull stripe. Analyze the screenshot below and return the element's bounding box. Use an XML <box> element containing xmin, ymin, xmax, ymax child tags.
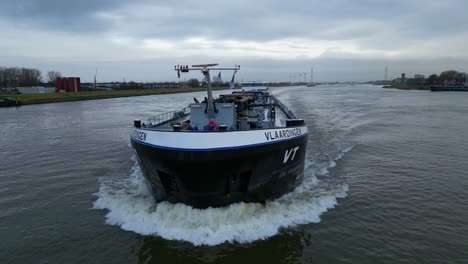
<box><xmin>130</xmin><ymin>133</ymin><xmax>308</xmax><ymax>152</ymax></box>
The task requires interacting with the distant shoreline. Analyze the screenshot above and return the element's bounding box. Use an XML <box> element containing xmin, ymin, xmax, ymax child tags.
<box><xmin>0</xmin><ymin>87</ymin><xmax>229</xmax><ymax>106</ymax></box>
<box><xmin>382</xmin><ymin>84</ymin><xmax>431</xmax><ymax>90</ymax></box>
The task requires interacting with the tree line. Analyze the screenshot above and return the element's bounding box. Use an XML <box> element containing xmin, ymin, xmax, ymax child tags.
<box><xmin>0</xmin><ymin>67</ymin><xmax>62</xmax><ymax>87</ymax></box>
<box><xmin>425</xmin><ymin>70</ymin><xmax>467</xmax><ymax>85</ymax></box>
<box><xmin>0</xmin><ymin>67</ymin><xmax>42</xmax><ymax>87</ymax></box>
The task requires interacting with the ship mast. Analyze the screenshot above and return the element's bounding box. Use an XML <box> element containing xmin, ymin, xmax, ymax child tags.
<box><xmin>175</xmin><ymin>64</ymin><xmax>240</xmax><ymax>117</ymax></box>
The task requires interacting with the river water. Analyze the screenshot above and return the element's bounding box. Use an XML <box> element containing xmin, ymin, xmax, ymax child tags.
<box><xmin>1</xmin><ymin>85</ymin><xmax>467</xmax><ymax>263</ymax></box>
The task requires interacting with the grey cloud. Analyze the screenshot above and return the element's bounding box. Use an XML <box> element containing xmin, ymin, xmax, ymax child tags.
<box><xmin>0</xmin><ymin>0</ymin><xmax>444</xmax><ymax>39</ymax></box>
<box><xmin>0</xmin><ymin>0</ymin><xmax>128</xmax><ymax>32</ymax></box>
<box><xmin>1</xmin><ymin>0</ymin><xmax>468</xmax><ymax>82</ymax></box>
<box><xmin>2</xmin><ymin>0</ymin><xmax>468</xmax><ymax>43</ymax></box>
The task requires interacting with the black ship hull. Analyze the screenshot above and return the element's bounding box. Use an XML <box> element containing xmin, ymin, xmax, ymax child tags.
<box><xmin>131</xmin><ymin>128</ymin><xmax>308</xmax><ymax>208</ymax></box>
<box><xmin>431</xmin><ymin>86</ymin><xmax>468</xmax><ymax>92</ymax></box>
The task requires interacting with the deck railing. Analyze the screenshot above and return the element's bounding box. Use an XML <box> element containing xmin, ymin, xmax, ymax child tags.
<box><xmin>146</xmin><ymin>107</ymin><xmax>190</xmax><ymax>126</ymax></box>
<box><xmin>270</xmin><ymin>94</ymin><xmax>297</xmax><ymax>119</ymax></box>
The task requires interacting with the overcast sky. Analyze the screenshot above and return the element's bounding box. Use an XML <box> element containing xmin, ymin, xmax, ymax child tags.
<box><xmin>1</xmin><ymin>0</ymin><xmax>468</xmax><ymax>82</ymax></box>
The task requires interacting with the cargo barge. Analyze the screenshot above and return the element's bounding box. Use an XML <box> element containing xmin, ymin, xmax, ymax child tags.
<box><xmin>130</xmin><ymin>64</ymin><xmax>308</xmax><ymax>208</ymax></box>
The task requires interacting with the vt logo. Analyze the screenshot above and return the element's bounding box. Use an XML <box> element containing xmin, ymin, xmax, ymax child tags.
<box><xmin>283</xmin><ymin>146</ymin><xmax>300</xmax><ymax>163</ymax></box>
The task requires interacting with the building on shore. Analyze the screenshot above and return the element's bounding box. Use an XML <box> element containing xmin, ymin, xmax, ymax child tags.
<box><xmin>393</xmin><ymin>73</ymin><xmax>426</xmax><ymax>85</ymax></box>
<box><xmin>16</xmin><ymin>86</ymin><xmax>55</xmax><ymax>94</ymax></box>
<box><xmin>56</xmin><ymin>77</ymin><xmax>81</xmax><ymax>93</ymax></box>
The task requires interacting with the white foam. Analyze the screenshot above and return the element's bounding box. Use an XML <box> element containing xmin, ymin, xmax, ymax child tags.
<box><xmin>93</xmin><ymin>147</ymin><xmax>351</xmax><ymax>246</ymax></box>
<box><xmin>315</xmin><ymin>145</ymin><xmax>354</xmax><ymax>176</ymax></box>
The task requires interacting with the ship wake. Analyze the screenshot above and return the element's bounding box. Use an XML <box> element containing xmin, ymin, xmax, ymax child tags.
<box><xmin>93</xmin><ymin>148</ymin><xmax>351</xmax><ymax>246</ymax></box>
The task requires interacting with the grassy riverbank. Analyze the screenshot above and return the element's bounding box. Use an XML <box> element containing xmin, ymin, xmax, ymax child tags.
<box><xmin>0</xmin><ymin>87</ymin><xmax>227</xmax><ymax>105</ymax></box>
<box><xmin>383</xmin><ymin>84</ymin><xmax>431</xmax><ymax>90</ymax></box>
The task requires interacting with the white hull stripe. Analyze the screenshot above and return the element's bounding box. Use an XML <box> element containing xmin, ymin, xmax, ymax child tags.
<box><xmin>131</xmin><ymin>126</ymin><xmax>309</xmax><ymax>151</ymax></box>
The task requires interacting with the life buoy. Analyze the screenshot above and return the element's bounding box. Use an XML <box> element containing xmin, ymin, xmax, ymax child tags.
<box><xmin>208</xmin><ymin>120</ymin><xmax>218</xmax><ymax>130</ymax></box>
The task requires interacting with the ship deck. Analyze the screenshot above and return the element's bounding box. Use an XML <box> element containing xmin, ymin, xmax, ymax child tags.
<box><xmin>137</xmin><ymin>90</ymin><xmax>296</xmax><ymax>133</ymax></box>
